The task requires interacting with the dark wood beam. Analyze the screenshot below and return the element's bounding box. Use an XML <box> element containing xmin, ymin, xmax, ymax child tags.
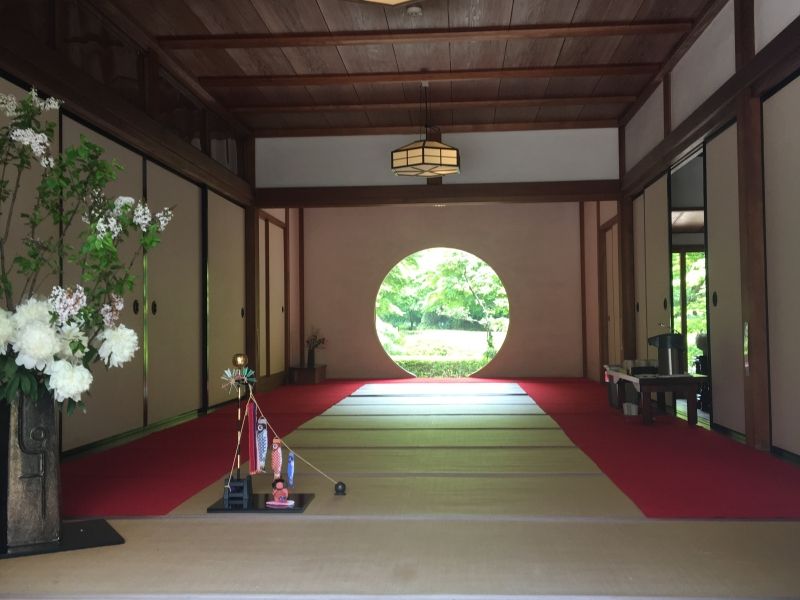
<box><xmin>622</xmin><ymin>13</ymin><xmax>800</xmax><ymax>196</ymax></box>
<box><xmin>85</xmin><ymin>0</ymin><xmax>250</xmax><ymax>137</ymax></box>
<box><xmin>663</xmin><ymin>72</ymin><xmax>672</xmax><ymax>135</ymax></box>
<box><xmin>158</xmin><ymin>21</ymin><xmax>693</xmax><ymax>49</ymax></box>
<box><xmin>254</xmin><ymin>119</ymin><xmax>617</xmax><ymax>137</ymax></box>
<box><xmin>0</xmin><ymin>24</ymin><xmax>253</xmax><ymax>205</ymax></box>
<box><xmin>201</xmin><ymin>64</ymin><xmax>660</xmax><ymax>88</ymax></box>
<box><xmin>735</xmin><ymin>0</ymin><xmax>770</xmax><ymax>450</ymax></box>
<box><xmin>621</xmin><ymin>0</ymin><xmax>731</xmax><ymax>127</ymax></box>
<box><xmin>231</xmin><ymin>95</ymin><xmax>636</xmax><ymax>114</ymax></box>
<box><xmin>255</xmin><ymin>180</ymin><xmax>620</xmax><ymax>209</ymax></box>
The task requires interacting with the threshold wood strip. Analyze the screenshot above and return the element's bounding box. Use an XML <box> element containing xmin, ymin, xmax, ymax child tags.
<box><xmin>200</xmin><ymin>64</ymin><xmax>660</xmax><ymax>88</ymax></box>
<box><xmin>158</xmin><ymin>21</ymin><xmax>692</xmax><ymax>48</ymax></box>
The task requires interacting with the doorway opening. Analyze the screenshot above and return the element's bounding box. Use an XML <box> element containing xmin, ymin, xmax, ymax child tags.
<box><xmin>375</xmin><ymin>248</ymin><xmax>509</xmax><ymax>377</ymax></box>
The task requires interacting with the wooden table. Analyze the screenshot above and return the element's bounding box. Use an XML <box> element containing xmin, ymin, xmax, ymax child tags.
<box><xmin>604</xmin><ymin>367</ymin><xmax>707</xmax><ymax>425</ymax></box>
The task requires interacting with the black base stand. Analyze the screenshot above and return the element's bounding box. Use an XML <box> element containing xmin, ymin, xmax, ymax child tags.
<box><xmin>208</xmin><ymin>493</ymin><xmax>314</xmax><ymax>514</ymax></box>
<box><xmin>1</xmin><ymin>519</ymin><xmax>124</xmax><ymax>560</ymax></box>
<box><xmin>223</xmin><ymin>476</ymin><xmax>252</xmax><ymax>509</ymax></box>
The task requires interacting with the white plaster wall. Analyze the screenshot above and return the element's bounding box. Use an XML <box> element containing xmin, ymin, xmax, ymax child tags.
<box><xmin>671</xmin><ymin>1</ymin><xmax>736</xmax><ymax>127</ymax></box>
<box><xmin>756</xmin><ymin>0</ymin><xmax>800</xmax><ymax>52</ymax></box>
<box><xmin>625</xmin><ymin>83</ymin><xmax>664</xmax><ymax>171</ymax></box>
<box><xmin>304</xmin><ymin>203</ymin><xmax>583</xmax><ymax>379</ymax></box>
<box><xmin>256</xmin><ymin>128</ymin><xmax>618</xmax><ymax>188</ymax></box>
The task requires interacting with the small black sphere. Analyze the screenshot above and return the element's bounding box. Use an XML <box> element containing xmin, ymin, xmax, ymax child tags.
<box><xmin>334</xmin><ymin>481</ymin><xmax>347</xmax><ymax>496</ymax></box>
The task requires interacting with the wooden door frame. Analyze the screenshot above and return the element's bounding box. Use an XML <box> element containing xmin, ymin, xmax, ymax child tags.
<box><xmin>598</xmin><ymin>208</ymin><xmax>621</xmax><ymax>375</ymax></box>
<box><xmin>258</xmin><ymin>212</ymin><xmax>288</xmax><ymax>389</ymax></box>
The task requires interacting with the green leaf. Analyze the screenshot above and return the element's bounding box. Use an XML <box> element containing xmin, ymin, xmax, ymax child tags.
<box><xmin>7</xmin><ymin>375</ymin><xmax>20</xmax><ymax>401</ymax></box>
<box><xmin>20</xmin><ymin>373</ymin><xmax>31</xmax><ymax>396</ymax></box>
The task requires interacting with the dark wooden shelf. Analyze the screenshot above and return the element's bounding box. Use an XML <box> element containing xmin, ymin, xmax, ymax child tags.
<box><xmin>289</xmin><ymin>365</ymin><xmax>326</xmax><ymax>384</ymax></box>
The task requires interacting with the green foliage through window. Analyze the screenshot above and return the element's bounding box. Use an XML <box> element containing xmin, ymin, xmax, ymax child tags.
<box><xmin>376</xmin><ymin>248</ymin><xmax>509</xmax><ymax>377</ymax></box>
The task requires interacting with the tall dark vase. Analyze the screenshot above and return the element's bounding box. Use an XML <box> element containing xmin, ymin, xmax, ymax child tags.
<box><xmin>1</xmin><ymin>393</ymin><xmax>60</xmax><ymax>556</ymax></box>
<box><xmin>307</xmin><ymin>348</ymin><xmax>315</xmax><ymax>368</ymax></box>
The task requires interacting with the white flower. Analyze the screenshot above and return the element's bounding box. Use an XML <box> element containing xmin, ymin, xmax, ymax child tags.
<box><xmin>10</xmin><ymin>127</ymin><xmax>50</xmax><ymax>160</ymax></box>
<box><xmin>46</xmin><ymin>360</ymin><xmax>92</xmax><ymax>403</ymax></box>
<box><xmin>12</xmin><ymin>297</ymin><xmax>52</xmax><ymax>330</ymax></box>
<box><xmin>97</xmin><ymin>325</ymin><xmax>138</xmax><ymax>368</ymax></box>
<box><xmin>28</xmin><ymin>88</ymin><xmax>61</xmax><ymax>113</ymax></box>
<box><xmin>155</xmin><ymin>207</ymin><xmax>173</xmax><ymax>232</ymax></box>
<box><xmin>133</xmin><ymin>203</ymin><xmax>152</xmax><ymax>232</ymax></box>
<box><xmin>12</xmin><ymin>320</ymin><xmax>60</xmax><ymax>371</ymax></box>
<box><xmin>100</xmin><ymin>294</ymin><xmax>124</xmax><ymax>328</ymax></box>
<box><xmin>58</xmin><ymin>324</ymin><xmax>88</xmax><ymax>359</ymax></box>
<box><xmin>49</xmin><ymin>285</ymin><xmax>87</xmax><ymax>326</ymax></box>
<box><xmin>95</xmin><ymin>215</ymin><xmax>121</xmax><ymax>239</ymax></box>
<box><xmin>113</xmin><ymin>196</ymin><xmax>136</xmax><ymax>216</ymax></box>
<box><xmin>0</xmin><ymin>93</ymin><xmax>18</xmax><ymax>118</ymax></box>
<box><xmin>40</xmin><ymin>156</ymin><xmax>54</xmax><ymax>169</ymax></box>
<box><xmin>0</xmin><ymin>309</ymin><xmax>13</xmax><ymax>354</ymax></box>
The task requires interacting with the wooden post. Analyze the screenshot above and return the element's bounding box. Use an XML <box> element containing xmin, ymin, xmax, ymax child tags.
<box><xmin>244</xmin><ymin>206</ymin><xmax>260</xmax><ymax>378</ymax></box>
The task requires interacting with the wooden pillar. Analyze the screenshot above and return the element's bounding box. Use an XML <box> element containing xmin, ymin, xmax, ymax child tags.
<box><xmin>662</xmin><ymin>73</ymin><xmax>672</xmax><ymax>135</ymax></box>
<box><xmin>617</xmin><ymin>124</ymin><xmax>636</xmax><ymax>360</ymax></box>
<box><xmin>735</xmin><ymin>0</ymin><xmax>770</xmax><ymax>450</ymax></box>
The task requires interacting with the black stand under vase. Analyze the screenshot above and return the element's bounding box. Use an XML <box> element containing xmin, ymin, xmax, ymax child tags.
<box><xmin>1</xmin><ymin>396</ymin><xmax>124</xmax><ymax>559</ymax></box>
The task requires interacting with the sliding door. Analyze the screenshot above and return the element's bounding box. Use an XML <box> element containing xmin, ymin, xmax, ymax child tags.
<box><xmin>705</xmin><ymin>124</ymin><xmax>745</xmax><ymax>434</ymax></box>
<box><xmin>268</xmin><ymin>222</ymin><xmax>286</xmax><ymax>376</ymax></box>
<box><xmin>633</xmin><ymin>194</ymin><xmax>648</xmax><ymax>359</ymax></box>
<box><xmin>643</xmin><ymin>175</ymin><xmax>671</xmax><ymax>359</ymax></box>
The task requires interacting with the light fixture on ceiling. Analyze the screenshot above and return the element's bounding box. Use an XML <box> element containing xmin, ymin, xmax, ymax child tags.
<box><xmin>391</xmin><ymin>82</ymin><xmax>460</xmax><ymax>177</ymax></box>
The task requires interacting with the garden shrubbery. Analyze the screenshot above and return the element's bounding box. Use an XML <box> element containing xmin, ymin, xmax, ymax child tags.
<box><xmin>396</xmin><ymin>358</ymin><xmax>486</xmax><ymax>378</ymax></box>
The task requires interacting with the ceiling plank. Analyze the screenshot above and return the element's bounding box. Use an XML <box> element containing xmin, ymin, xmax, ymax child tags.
<box><xmin>253</xmin><ymin>119</ymin><xmax>617</xmax><ymax>137</ymax></box>
<box><xmin>156</xmin><ymin>21</ymin><xmax>693</xmax><ymax>48</ymax></box>
<box><xmin>230</xmin><ymin>95</ymin><xmax>636</xmax><ymax>113</ymax></box>
<box><xmin>255</xmin><ymin>180</ymin><xmax>621</xmax><ymax>208</ymax></box>
<box><xmin>199</xmin><ymin>63</ymin><xmax>660</xmax><ymax>87</ymax></box>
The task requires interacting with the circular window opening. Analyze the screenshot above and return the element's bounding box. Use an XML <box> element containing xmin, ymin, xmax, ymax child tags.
<box><xmin>375</xmin><ymin>248</ymin><xmax>509</xmax><ymax>378</ymax></box>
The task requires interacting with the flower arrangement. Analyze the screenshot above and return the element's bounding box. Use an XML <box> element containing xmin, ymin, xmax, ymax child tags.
<box><xmin>305</xmin><ymin>330</ymin><xmax>326</xmax><ymax>351</ymax></box>
<box><xmin>0</xmin><ymin>89</ymin><xmax>172</xmax><ymax>413</ymax></box>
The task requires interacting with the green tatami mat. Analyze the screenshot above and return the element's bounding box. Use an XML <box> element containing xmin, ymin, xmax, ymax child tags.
<box><xmin>352</xmin><ymin>382</ymin><xmax>526</xmax><ymax>396</ymax></box>
<box><xmin>337</xmin><ymin>394</ymin><xmax>535</xmax><ymax>406</ymax></box>
<box><xmin>291</xmin><ymin>447</ymin><xmax>600</xmax><ymax>475</ymax></box>
<box><xmin>284</xmin><ymin>427</ymin><xmax>574</xmax><ymax>448</ymax></box>
<box><xmin>322</xmin><ymin>404</ymin><xmax>546</xmax><ymax>416</ymax></box>
<box><xmin>297</xmin><ymin>414</ymin><xmax>560</xmax><ymax>430</ymax></box>
<box><xmin>171</xmin><ymin>473</ymin><xmax>640</xmax><ymax>518</ymax></box>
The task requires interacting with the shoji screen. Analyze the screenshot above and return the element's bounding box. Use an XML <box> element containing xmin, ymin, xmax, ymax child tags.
<box><xmin>258</xmin><ymin>218</ymin><xmax>267</xmax><ymax>377</ymax></box>
<box><xmin>705</xmin><ymin>124</ymin><xmax>745</xmax><ymax>434</ymax></box>
<box><xmin>145</xmin><ymin>162</ymin><xmax>202</xmax><ymax>423</ymax></box>
<box><xmin>61</xmin><ymin>116</ymin><xmax>144</xmax><ymax>450</ymax></box>
<box><xmin>207</xmin><ymin>191</ymin><xmax>245</xmax><ymax>406</ymax></box>
<box><xmin>633</xmin><ymin>195</ymin><xmax>648</xmax><ymax>359</ymax></box>
<box><xmin>643</xmin><ymin>175</ymin><xmax>670</xmax><ymax>360</ymax></box>
<box><xmin>268</xmin><ymin>222</ymin><xmax>286</xmax><ymax>376</ymax></box>
<box><xmin>604</xmin><ymin>225</ymin><xmax>622</xmax><ymax>365</ymax></box>
<box><xmin>764</xmin><ymin>76</ymin><xmax>800</xmax><ymax>454</ymax></box>
<box><xmin>583</xmin><ymin>202</ymin><xmax>600</xmax><ymax>379</ymax></box>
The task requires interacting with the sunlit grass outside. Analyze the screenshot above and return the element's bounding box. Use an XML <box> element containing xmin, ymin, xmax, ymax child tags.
<box><xmin>375</xmin><ymin>248</ymin><xmax>509</xmax><ymax>377</ymax></box>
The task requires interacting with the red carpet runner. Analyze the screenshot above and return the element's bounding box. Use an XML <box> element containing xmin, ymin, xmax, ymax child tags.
<box><xmin>61</xmin><ymin>380</ymin><xmax>365</xmax><ymax>517</ymax></box>
<box><xmin>519</xmin><ymin>378</ymin><xmax>800</xmax><ymax>519</ymax></box>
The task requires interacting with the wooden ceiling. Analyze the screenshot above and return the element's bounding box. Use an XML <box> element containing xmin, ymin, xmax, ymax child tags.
<box><xmin>108</xmin><ymin>0</ymin><xmax>720</xmax><ymax>137</ymax></box>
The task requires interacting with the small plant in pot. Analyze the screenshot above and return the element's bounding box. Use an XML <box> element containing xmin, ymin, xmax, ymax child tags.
<box><xmin>305</xmin><ymin>330</ymin><xmax>326</xmax><ymax>368</ymax></box>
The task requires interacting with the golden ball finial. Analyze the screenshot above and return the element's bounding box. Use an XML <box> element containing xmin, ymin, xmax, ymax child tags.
<box><xmin>232</xmin><ymin>353</ymin><xmax>248</xmax><ymax>368</ymax></box>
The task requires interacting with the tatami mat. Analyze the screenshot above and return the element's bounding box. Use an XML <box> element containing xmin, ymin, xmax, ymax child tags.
<box><xmin>284</xmin><ymin>427</ymin><xmax>574</xmax><ymax>448</ymax></box>
<box><xmin>297</xmin><ymin>414</ymin><xmax>560</xmax><ymax>429</ymax></box>
<box><xmin>336</xmin><ymin>394</ymin><xmax>536</xmax><ymax>406</ymax></box>
<box><xmin>322</xmin><ymin>404</ymin><xmax>546</xmax><ymax>415</ymax></box>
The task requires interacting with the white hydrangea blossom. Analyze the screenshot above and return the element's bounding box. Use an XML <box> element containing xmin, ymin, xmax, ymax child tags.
<box><xmin>97</xmin><ymin>325</ymin><xmax>138</xmax><ymax>368</ymax></box>
<box><xmin>0</xmin><ymin>93</ymin><xmax>18</xmax><ymax>118</ymax></box>
<box><xmin>11</xmin><ymin>297</ymin><xmax>52</xmax><ymax>330</ymax></box>
<box><xmin>155</xmin><ymin>207</ymin><xmax>173</xmax><ymax>232</ymax></box>
<box><xmin>49</xmin><ymin>285</ymin><xmax>87</xmax><ymax>326</ymax></box>
<box><xmin>12</xmin><ymin>321</ymin><xmax>59</xmax><ymax>371</ymax></box>
<box><xmin>113</xmin><ymin>196</ymin><xmax>136</xmax><ymax>216</ymax></box>
<box><xmin>133</xmin><ymin>203</ymin><xmax>152</xmax><ymax>232</ymax></box>
<box><xmin>28</xmin><ymin>88</ymin><xmax>61</xmax><ymax>113</ymax></box>
<box><xmin>47</xmin><ymin>359</ymin><xmax>92</xmax><ymax>403</ymax></box>
<box><xmin>0</xmin><ymin>309</ymin><xmax>13</xmax><ymax>354</ymax></box>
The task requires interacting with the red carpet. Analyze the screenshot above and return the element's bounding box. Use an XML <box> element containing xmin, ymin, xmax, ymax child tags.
<box><xmin>61</xmin><ymin>380</ymin><xmax>365</xmax><ymax>517</ymax></box>
<box><xmin>519</xmin><ymin>378</ymin><xmax>800</xmax><ymax>519</ymax></box>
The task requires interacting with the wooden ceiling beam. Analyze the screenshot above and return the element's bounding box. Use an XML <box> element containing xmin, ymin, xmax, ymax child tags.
<box><xmin>158</xmin><ymin>21</ymin><xmax>693</xmax><ymax>49</ymax></box>
<box><xmin>200</xmin><ymin>64</ymin><xmax>660</xmax><ymax>88</ymax></box>
<box><xmin>232</xmin><ymin>95</ymin><xmax>636</xmax><ymax>114</ymax></box>
<box><xmin>255</xmin><ymin>180</ymin><xmax>621</xmax><ymax>209</ymax></box>
<box><xmin>254</xmin><ymin>120</ymin><xmax>617</xmax><ymax>137</ymax></box>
